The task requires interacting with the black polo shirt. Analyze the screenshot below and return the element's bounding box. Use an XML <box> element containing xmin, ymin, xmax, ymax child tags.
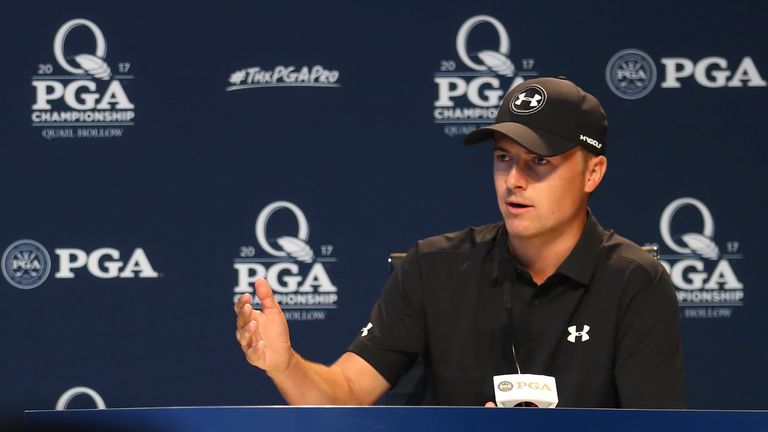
<box><xmin>347</xmin><ymin>212</ymin><xmax>685</xmax><ymax>408</ymax></box>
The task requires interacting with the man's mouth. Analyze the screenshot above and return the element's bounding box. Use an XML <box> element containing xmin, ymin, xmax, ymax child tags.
<box><xmin>507</xmin><ymin>200</ymin><xmax>532</xmax><ymax>209</ymax></box>
<box><xmin>506</xmin><ymin>200</ymin><xmax>533</xmax><ymax>213</ymax></box>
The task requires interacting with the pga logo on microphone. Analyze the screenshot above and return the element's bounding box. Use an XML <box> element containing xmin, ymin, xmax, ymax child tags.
<box><xmin>493</xmin><ymin>374</ymin><xmax>559</xmax><ymax>408</ymax></box>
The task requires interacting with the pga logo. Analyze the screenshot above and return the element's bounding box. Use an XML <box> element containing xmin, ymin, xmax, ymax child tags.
<box><xmin>55</xmin><ymin>248</ymin><xmax>158</xmax><ymax>279</ymax></box>
<box><xmin>434</xmin><ymin>15</ymin><xmax>528</xmax><ymax>109</ymax></box>
<box><xmin>32</xmin><ymin>19</ymin><xmax>134</xmax><ymax>111</ymax></box>
<box><xmin>661</xmin><ymin>57</ymin><xmax>766</xmax><ymax>88</ymax></box>
<box><xmin>234</xmin><ymin>201</ymin><xmax>336</xmax><ymax>295</ymax></box>
<box><xmin>497</xmin><ymin>380</ymin><xmax>553</xmax><ymax>392</ymax></box>
<box><xmin>32</xmin><ymin>81</ymin><xmax>133</xmax><ymax>110</ymax></box>
<box><xmin>659</xmin><ymin>197</ymin><xmax>744</xmax><ymax>292</ymax></box>
<box><xmin>607</xmin><ymin>49</ymin><xmax>766</xmax><ymax>99</ymax></box>
<box><xmin>3</xmin><ymin>240</ymin><xmax>159</xmax><ymax>289</ymax></box>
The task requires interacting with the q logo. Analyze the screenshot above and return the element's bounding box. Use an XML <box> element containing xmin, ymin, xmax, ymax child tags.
<box><xmin>659</xmin><ymin>197</ymin><xmax>719</xmax><ymax>260</ymax></box>
<box><xmin>55</xmin><ymin>386</ymin><xmax>106</xmax><ymax>410</ymax></box>
<box><xmin>255</xmin><ymin>201</ymin><xmax>314</xmax><ymax>263</ymax></box>
<box><xmin>455</xmin><ymin>15</ymin><xmax>514</xmax><ymax>76</ymax></box>
<box><xmin>53</xmin><ymin>18</ymin><xmax>111</xmax><ymax>79</ymax></box>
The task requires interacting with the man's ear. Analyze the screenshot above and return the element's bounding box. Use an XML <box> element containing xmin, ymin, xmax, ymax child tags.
<box><xmin>585</xmin><ymin>155</ymin><xmax>607</xmax><ymax>193</ymax></box>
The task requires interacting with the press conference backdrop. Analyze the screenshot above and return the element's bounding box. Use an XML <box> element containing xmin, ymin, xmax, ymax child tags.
<box><xmin>1</xmin><ymin>0</ymin><xmax>766</xmax><ymax>423</ymax></box>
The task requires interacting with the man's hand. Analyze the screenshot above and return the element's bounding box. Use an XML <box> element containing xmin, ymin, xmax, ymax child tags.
<box><xmin>234</xmin><ymin>279</ymin><xmax>389</xmax><ymax>405</ymax></box>
<box><xmin>235</xmin><ymin>279</ymin><xmax>294</xmax><ymax>374</ymax></box>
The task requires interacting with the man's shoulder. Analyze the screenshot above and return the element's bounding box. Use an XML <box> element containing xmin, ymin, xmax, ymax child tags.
<box><xmin>598</xmin><ymin>229</ymin><xmax>667</xmax><ymax>281</ymax></box>
<box><xmin>415</xmin><ymin>222</ymin><xmax>503</xmax><ymax>255</ymax></box>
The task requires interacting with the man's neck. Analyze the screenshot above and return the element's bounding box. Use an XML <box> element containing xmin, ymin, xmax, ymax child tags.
<box><xmin>507</xmin><ymin>212</ymin><xmax>588</xmax><ymax>285</ymax></box>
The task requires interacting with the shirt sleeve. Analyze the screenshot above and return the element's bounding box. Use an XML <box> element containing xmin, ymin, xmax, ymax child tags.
<box><xmin>614</xmin><ymin>263</ymin><xmax>686</xmax><ymax>408</ymax></box>
<box><xmin>346</xmin><ymin>243</ymin><xmax>426</xmax><ymax>387</ymax></box>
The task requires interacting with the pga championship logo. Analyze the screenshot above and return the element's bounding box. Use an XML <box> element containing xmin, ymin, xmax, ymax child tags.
<box><xmin>233</xmin><ymin>201</ymin><xmax>339</xmax><ymax>321</ymax></box>
<box><xmin>2</xmin><ymin>240</ymin><xmax>159</xmax><ymax>289</ymax></box>
<box><xmin>56</xmin><ymin>386</ymin><xmax>106</xmax><ymax>410</ymax></box>
<box><xmin>433</xmin><ymin>15</ymin><xmax>540</xmax><ymax>138</ymax></box>
<box><xmin>606</xmin><ymin>48</ymin><xmax>766</xmax><ymax>99</ymax></box>
<box><xmin>656</xmin><ymin>197</ymin><xmax>743</xmax><ymax>319</ymax></box>
<box><xmin>31</xmin><ymin>18</ymin><xmax>135</xmax><ymax>140</ymax></box>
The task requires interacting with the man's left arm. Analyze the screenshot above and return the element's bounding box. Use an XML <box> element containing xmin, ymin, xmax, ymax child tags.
<box><xmin>614</xmin><ymin>266</ymin><xmax>685</xmax><ymax>408</ymax></box>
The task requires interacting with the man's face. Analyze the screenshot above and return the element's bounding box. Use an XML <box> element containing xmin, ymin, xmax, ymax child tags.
<box><xmin>493</xmin><ymin>135</ymin><xmax>604</xmax><ymax>243</ymax></box>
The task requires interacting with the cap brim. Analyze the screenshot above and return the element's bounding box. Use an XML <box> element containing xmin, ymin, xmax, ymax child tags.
<box><xmin>464</xmin><ymin>122</ymin><xmax>577</xmax><ymax>157</ymax></box>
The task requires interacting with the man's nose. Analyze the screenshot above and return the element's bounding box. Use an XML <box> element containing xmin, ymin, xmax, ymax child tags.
<box><xmin>505</xmin><ymin>163</ymin><xmax>528</xmax><ymax>190</ymax></box>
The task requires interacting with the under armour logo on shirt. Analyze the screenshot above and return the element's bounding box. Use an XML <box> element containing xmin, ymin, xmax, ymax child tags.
<box><xmin>360</xmin><ymin>322</ymin><xmax>373</xmax><ymax>337</ymax></box>
<box><xmin>567</xmin><ymin>325</ymin><xmax>590</xmax><ymax>343</ymax></box>
<box><xmin>515</xmin><ymin>92</ymin><xmax>542</xmax><ymax>107</ymax></box>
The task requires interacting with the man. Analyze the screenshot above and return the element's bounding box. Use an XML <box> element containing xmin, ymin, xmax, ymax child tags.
<box><xmin>235</xmin><ymin>77</ymin><xmax>685</xmax><ymax>408</ymax></box>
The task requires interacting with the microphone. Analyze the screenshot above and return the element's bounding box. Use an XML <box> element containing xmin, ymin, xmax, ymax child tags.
<box><xmin>498</xmin><ymin>263</ymin><xmax>522</xmax><ymax>375</ymax></box>
<box><xmin>493</xmin><ymin>374</ymin><xmax>559</xmax><ymax>408</ymax></box>
<box><xmin>493</xmin><ymin>261</ymin><xmax>558</xmax><ymax>408</ymax></box>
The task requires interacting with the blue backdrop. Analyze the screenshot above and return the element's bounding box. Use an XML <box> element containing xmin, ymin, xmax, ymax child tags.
<box><xmin>1</xmin><ymin>0</ymin><xmax>766</xmax><ymax>424</ymax></box>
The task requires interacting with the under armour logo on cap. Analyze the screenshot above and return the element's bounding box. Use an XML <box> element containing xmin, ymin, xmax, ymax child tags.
<box><xmin>515</xmin><ymin>92</ymin><xmax>542</xmax><ymax>107</ymax></box>
<box><xmin>567</xmin><ymin>325</ymin><xmax>590</xmax><ymax>343</ymax></box>
<box><xmin>510</xmin><ymin>85</ymin><xmax>547</xmax><ymax>115</ymax></box>
<box><xmin>464</xmin><ymin>77</ymin><xmax>608</xmax><ymax>157</ymax></box>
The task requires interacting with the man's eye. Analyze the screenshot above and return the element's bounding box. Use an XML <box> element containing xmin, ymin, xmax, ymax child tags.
<box><xmin>495</xmin><ymin>153</ymin><xmax>511</xmax><ymax>162</ymax></box>
<box><xmin>532</xmin><ymin>156</ymin><xmax>549</xmax><ymax>166</ymax></box>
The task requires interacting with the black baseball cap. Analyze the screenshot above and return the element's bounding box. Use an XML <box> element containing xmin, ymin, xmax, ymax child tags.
<box><xmin>464</xmin><ymin>77</ymin><xmax>607</xmax><ymax>156</ymax></box>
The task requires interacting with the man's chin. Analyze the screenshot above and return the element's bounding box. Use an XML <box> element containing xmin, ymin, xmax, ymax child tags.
<box><xmin>504</xmin><ymin>222</ymin><xmax>536</xmax><ymax>238</ymax></box>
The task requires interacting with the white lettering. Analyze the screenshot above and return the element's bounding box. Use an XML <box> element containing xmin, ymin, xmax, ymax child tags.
<box><xmin>434</xmin><ymin>77</ymin><xmax>467</xmax><ymax>107</ymax></box>
<box><xmin>662</xmin><ymin>56</ymin><xmax>766</xmax><ymax>88</ymax></box>
<box><xmin>664</xmin><ymin>259</ymin><xmax>743</xmax><ymax>291</ymax></box>
<box><xmin>301</xmin><ymin>263</ymin><xmax>337</xmax><ymax>293</ymax></box>
<box><xmin>434</xmin><ymin>77</ymin><xmax>505</xmax><ymax>108</ymax></box>
<box><xmin>661</xmin><ymin>58</ymin><xmax>695</xmax><ymax>88</ymax></box>
<box><xmin>684</xmin><ymin>307</ymin><xmax>733</xmax><ymax>319</ymax></box>
<box><xmin>268</xmin><ymin>262</ymin><xmax>302</xmax><ymax>293</ymax></box>
<box><xmin>54</xmin><ymin>248</ymin><xmax>88</xmax><ymax>278</ymax></box>
<box><xmin>233</xmin><ymin>263</ymin><xmax>265</xmax><ymax>293</ymax></box>
<box><xmin>466</xmin><ymin>77</ymin><xmax>503</xmax><ymax>107</ymax></box>
<box><xmin>694</xmin><ymin>57</ymin><xmax>730</xmax><ymax>88</ymax></box>
<box><xmin>64</xmin><ymin>80</ymin><xmax>99</xmax><ymax>110</ymax></box>
<box><xmin>32</xmin><ymin>81</ymin><xmax>65</xmax><ymax>109</ymax></box>
<box><xmin>233</xmin><ymin>262</ymin><xmax>337</xmax><ymax>296</ymax></box>
<box><xmin>676</xmin><ymin>290</ymin><xmax>744</xmax><ymax>303</ymax></box>
<box><xmin>119</xmin><ymin>248</ymin><xmax>159</xmax><ymax>278</ymax></box>
<box><xmin>87</xmin><ymin>248</ymin><xmax>122</xmax><ymax>278</ymax></box>
<box><xmin>433</xmin><ymin>107</ymin><xmax>498</xmax><ymax>120</ymax></box>
<box><xmin>95</xmin><ymin>81</ymin><xmax>135</xmax><ymax>109</ymax></box>
<box><xmin>579</xmin><ymin>134</ymin><xmax>602</xmax><ymax>149</ymax></box>
<box><xmin>704</xmin><ymin>259</ymin><xmax>743</xmax><ymax>289</ymax></box>
<box><xmin>728</xmin><ymin>57</ymin><xmax>767</xmax><ymax>87</ymax></box>
<box><xmin>670</xmin><ymin>259</ymin><xmax>708</xmax><ymax>289</ymax></box>
<box><xmin>54</xmin><ymin>247</ymin><xmax>157</xmax><ymax>279</ymax></box>
<box><xmin>32</xmin><ymin>80</ymin><xmax>135</xmax><ymax>110</ymax></box>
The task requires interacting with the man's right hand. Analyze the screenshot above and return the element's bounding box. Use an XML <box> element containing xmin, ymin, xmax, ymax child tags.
<box><xmin>234</xmin><ymin>278</ymin><xmax>390</xmax><ymax>405</ymax></box>
<box><xmin>235</xmin><ymin>279</ymin><xmax>294</xmax><ymax>374</ymax></box>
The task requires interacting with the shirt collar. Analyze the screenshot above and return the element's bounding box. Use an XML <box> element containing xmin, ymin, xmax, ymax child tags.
<box><xmin>492</xmin><ymin>210</ymin><xmax>604</xmax><ymax>286</ymax></box>
<box><xmin>556</xmin><ymin>210</ymin><xmax>604</xmax><ymax>285</ymax></box>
